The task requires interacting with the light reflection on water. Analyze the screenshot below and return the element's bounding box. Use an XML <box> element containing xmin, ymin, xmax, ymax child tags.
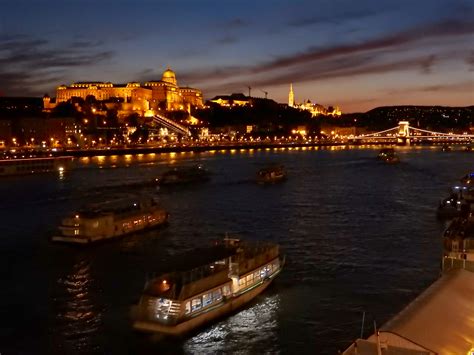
<box><xmin>184</xmin><ymin>293</ymin><xmax>280</xmax><ymax>354</ymax></box>
<box><xmin>53</xmin><ymin>258</ymin><xmax>103</xmax><ymax>354</ymax></box>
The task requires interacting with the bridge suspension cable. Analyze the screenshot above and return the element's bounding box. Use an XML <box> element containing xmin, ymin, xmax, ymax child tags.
<box><xmin>355</xmin><ymin>126</ymin><xmax>399</xmax><ymax>138</ymax></box>
<box><xmin>408</xmin><ymin>126</ymin><xmax>474</xmax><ymax>138</ymax></box>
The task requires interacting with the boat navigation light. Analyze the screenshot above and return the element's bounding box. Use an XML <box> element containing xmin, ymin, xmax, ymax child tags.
<box><xmin>133</xmin><ymin>203</ymin><xmax>137</xmax><ymax>207</ymax></box>
<box><xmin>162</xmin><ymin>280</ymin><xmax>167</xmax><ymax>284</ymax></box>
<box><xmin>58</xmin><ymin>166</ymin><xmax>64</xmax><ymax>172</ymax></box>
<box><xmin>75</xmin><ymin>214</ymin><xmax>79</xmax><ymax>219</ymax></box>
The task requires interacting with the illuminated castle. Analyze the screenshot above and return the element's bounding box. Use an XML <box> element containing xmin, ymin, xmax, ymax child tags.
<box><xmin>45</xmin><ymin>68</ymin><xmax>203</xmax><ymax>116</ymax></box>
<box><xmin>288</xmin><ymin>83</ymin><xmax>341</xmax><ymax>117</ymax></box>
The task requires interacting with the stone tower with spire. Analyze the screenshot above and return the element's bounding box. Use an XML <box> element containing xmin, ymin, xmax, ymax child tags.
<box><xmin>288</xmin><ymin>83</ymin><xmax>294</xmax><ymax>107</ymax></box>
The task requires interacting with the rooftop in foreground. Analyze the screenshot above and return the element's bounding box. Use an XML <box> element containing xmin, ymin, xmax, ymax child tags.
<box><xmin>342</xmin><ymin>268</ymin><xmax>474</xmax><ymax>354</ymax></box>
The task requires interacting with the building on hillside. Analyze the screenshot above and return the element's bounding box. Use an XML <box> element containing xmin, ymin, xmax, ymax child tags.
<box><xmin>209</xmin><ymin>93</ymin><xmax>250</xmax><ymax>107</ymax></box>
<box><xmin>288</xmin><ymin>83</ymin><xmax>341</xmax><ymax>117</ymax></box>
<box><xmin>45</xmin><ymin>68</ymin><xmax>203</xmax><ymax>117</ymax></box>
<box><xmin>14</xmin><ymin>117</ymin><xmax>79</xmax><ymax>145</ymax></box>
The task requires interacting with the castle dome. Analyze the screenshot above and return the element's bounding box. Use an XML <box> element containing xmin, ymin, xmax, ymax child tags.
<box><xmin>162</xmin><ymin>68</ymin><xmax>177</xmax><ymax>86</ymax></box>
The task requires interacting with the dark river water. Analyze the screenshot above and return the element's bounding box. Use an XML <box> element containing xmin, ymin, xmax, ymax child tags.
<box><xmin>1</xmin><ymin>146</ymin><xmax>471</xmax><ymax>354</ymax></box>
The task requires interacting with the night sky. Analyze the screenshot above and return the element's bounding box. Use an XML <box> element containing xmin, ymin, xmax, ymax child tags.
<box><xmin>0</xmin><ymin>0</ymin><xmax>473</xmax><ymax>112</ymax></box>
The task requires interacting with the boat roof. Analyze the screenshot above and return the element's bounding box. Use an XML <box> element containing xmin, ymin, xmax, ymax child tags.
<box><xmin>342</xmin><ymin>338</ymin><xmax>430</xmax><ymax>355</ymax></box>
<box><xmin>77</xmin><ymin>196</ymin><xmax>155</xmax><ymax>217</ymax></box>
<box><xmin>151</xmin><ymin>244</ymin><xmax>237</xmax><ymax>275</ymax></box>
<box><xmin>380</xmin><ymin>269</ymin><xmax>474</xmax><ymax>354</ymax></box>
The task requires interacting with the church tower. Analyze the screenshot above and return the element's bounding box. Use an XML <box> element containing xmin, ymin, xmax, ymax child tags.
<box><xmin>288</xmin><ymin>83</ymin><xmax>294</xmax><ymax>107</ymax></box>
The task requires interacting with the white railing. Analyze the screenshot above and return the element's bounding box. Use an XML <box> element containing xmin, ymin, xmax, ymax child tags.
<box><xmin>152</xmin><ymin>113</ymin><xmax>191</xmax><ymax>136</ymax></box>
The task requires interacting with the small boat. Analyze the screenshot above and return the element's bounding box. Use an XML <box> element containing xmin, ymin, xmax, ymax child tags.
<box><xmin>437</xmin><ymin>195</ymin><xmax>463</xmax><ymax>219</ymax></box>
<box><xmin>52</xmin><ymin>196</ymin><xmax>168</xmax><ymax>244</ymax></box>
<box><xmin>460</xmin><ymin>173</ymin><xmax>474</xmax><ymax>185</ymax></box>
<box><xmin>257</xmin><ymin>165</ymin><xmax>287</xmax><ymax>184</ymax></box>
<box><xmin>441</xmin><ymin>145</ymin><xmax>452</xmax><ymax>152</ymax></box>
<box><xmin>377</xmin><ymin>148</ymin><xmax>399</xmax><ymax>164</ymax></box>
<box><xmin>131</xmin><ymin>237</ymin><xmax>284</xmax><ymax>336</ymax></box>
<box><xmin>156</xmin><ymin>164</ymin><xmax>210</xmax><ymax>185</ymax></box>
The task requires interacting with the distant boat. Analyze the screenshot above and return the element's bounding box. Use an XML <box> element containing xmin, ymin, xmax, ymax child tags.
<box><xmin>460</xmin><ymin>172</ymin><xmax>474</xmax><ymax>185</ymax></box>
<box><xmin>376</xmin><ymin>148</ymin><xmax>399</xmax><ymax>164</ymax></box>
<box><xmin>257</xmin><ymin>165</ymin><xmax>287</xmax><ymax>184</ymax></box>
<box><xmin>156</xmin><ymin>164</ymin><xmax>211</xmax><ymax>185</ymax></box>
<box><xmin>441</xmin><ymin>145</ymin><xmax>452</xmax><ymax>152</ymax></box>
<box><xmin>52</xmin><ymin>196</ymin><xmax>168</xmax><ymax>244</ymax></box>
<box><xmin>437</xmin><ymin>195</ymin><xmax>463</xmax><ymax>219</ymax></box>
<box><xmin>131</xmin><ymin>237</ymin><xmax>284</xmax><ymax>336</ymax></box>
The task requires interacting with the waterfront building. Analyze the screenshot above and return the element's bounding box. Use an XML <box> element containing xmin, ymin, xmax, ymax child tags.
<box><xmin>45</xmin><ymin>68</ymin><xmax>203</xmax><ymax>117</ymax></box>
<box><xmin>288</xmin><ymin>84</ymin><xmax>341</xmax><ymax>117</ymax></box>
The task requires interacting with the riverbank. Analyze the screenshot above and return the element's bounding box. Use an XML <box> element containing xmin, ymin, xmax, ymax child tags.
<box><xmin>48</xmin><ymin>140</ymin><xmax>469</xmax><ymax>158</ymax></box>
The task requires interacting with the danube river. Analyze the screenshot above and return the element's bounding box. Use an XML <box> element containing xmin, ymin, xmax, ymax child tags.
<box><xmin>1</xmin><ymin>146</ymin><xmax>470</xmax><ymax>354</ymax></box>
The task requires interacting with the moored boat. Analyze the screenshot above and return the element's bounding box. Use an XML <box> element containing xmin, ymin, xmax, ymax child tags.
<box><xmin>0</xmin><ymin>154</ymin><xmax>73</xmax><ymax>176</ymax></box>
<box><xmin>52</xmin><ymin>197</ymin><xmax>168</xmax><ymax>244</ymax></box>
<box><xmin>256</xmin><ymin>165</ymin><xmax>287</xmax><ymax>184</ymax></box>
<box><xmin>156</xmin><ymin>164</ymin><xmax>210</xmax><ymax>185</ymax></box>
<box><xmin>132</xmin><ymin>238</ymin><xmax>284</xmax><ymax>336</ymax></box>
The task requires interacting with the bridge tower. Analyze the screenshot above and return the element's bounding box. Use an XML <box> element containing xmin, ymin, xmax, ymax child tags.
<box><xmin>397</xmin><ymin>121</ymin><xmax>410</xmax><ymax>145</ymax></box>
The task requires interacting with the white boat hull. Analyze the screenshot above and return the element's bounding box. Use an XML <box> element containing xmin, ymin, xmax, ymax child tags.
<box><xmin>132</xmin><ymin>273</ymin><xmax>279</xmax><ymax>336</ymax></box>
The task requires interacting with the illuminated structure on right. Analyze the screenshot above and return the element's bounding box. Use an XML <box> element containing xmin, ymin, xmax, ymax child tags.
<box><xmin>288</xmin><ymin>83</ymin><xmax>341</xmax><ymax>117</ymax></box>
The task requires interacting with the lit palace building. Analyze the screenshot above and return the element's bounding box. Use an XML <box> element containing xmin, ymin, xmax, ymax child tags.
<box><xmin>288</xmin><ymin>83</ymin><xmax>341</xmax><ymax>117</ymax></box>
<box><xmin>44</xmin><ymin>68</ymin><xmax>203</xmax><ymax>117</ymax></box>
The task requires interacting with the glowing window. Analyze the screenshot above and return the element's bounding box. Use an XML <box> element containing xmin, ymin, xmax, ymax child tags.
<box><xmin>191</xmin><ymin>297</ymin><xmax>201</xmax><ymax>311</ymax></box>
<box><xmin>202</xmin><ymin>293</ymin><xmax>212</xmax><ymax>307</ymax></box>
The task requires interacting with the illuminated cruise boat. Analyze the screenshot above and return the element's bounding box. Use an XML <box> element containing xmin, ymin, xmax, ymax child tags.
<box><xmin>132</xmin><ymin>238</ymin><xmax>284</xmax><ymax>336</ymax></box>
<box><xmin>52</xmin><ymin>197</ymin><xmax>168</xmax><ymax>244</ymax></box>
<box><xmin>0</xmin><ymin>154</ymin><xmax>73</xmax><ymax>176</ymax></box>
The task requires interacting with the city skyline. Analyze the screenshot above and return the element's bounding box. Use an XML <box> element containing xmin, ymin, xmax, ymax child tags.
<box><xmin>0</xmin><ymin>0</ymin><xmax>473</xmax><ymax>112</ymax></box>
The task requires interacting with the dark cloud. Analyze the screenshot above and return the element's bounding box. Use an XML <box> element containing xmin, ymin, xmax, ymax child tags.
<box><xmin>420</xmin><ymin>55</ymin><xmax>436</xmax><ymax>74</ymax></box>
<box><xmin>0</xmin><ymin>34</ymin><xmax>114</xmax><ymax>96</ymax></box>
<box><xmin>68</xmin><ymin>40</ymin><xmax>104</xmax><ymax>49</ymax></box>
<box><xmin>200</xmin><ymin>55</ymin><xmax>445</xmax><ymax>96</ymax></box>
<box><xmin>260</xmin><ymin>19</ymin><xmax>473</xmax><ymax>74</ymax></box>
<box><xmin>385</xmin><ymin>81</ymin><xmax>474</xmax><ymax>95</ymax></box>
<box><xmin>179</xmin><ymin>18</ymin><xmax>474</xmax><ymax>90</ymax></box>
<box><xmin>466</xmin><ymin>51</ymin><xmax>474</xmax><ymax>71</ymax></box>
<box><xmin>223</xmin><ymin>18</ymin><xmax>248</xmax><ymax>29</ymax></box>
<box><xmin>135</xmin><ymin>68</ymin><xmax>157</xmax><ymax>82</ymax></box>
<box><xmin>287</xmin><ymin>8</ymin><xmax>380</xmax><ymax>28</ymax></box>
<box><xmin>216</xmin><ymin>35</ymin><xmax>239</xmax><ymax>45</ymax></box>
